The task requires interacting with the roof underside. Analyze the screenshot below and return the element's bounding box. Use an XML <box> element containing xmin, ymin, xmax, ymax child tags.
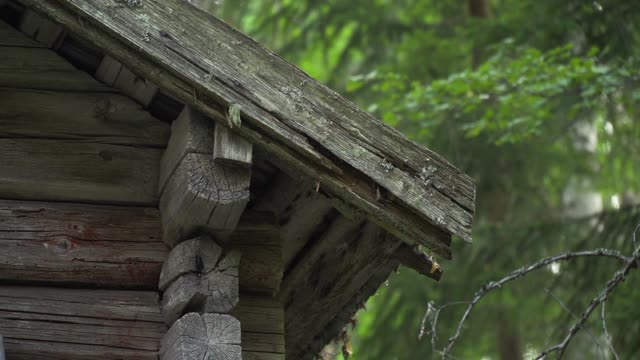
<box><xmin>15</xmin><ymin>0</ymin><xmax>475</xmax><ymax>259</ymax></box>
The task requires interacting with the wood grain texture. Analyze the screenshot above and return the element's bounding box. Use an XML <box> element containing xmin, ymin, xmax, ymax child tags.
<box><xmin>213</xmin><ymin>123</ymin><xmax>253</xmax><ymax>167</ymax></box>
<box><xmin>255</xmin><ymin>172</ymin><xmax>335</xmax><ymax>268</ymax></box>
<box><xmin>0</xmin><ymin>138</ymin><xmax>162</xmax><ymax>205</ymax></box>
<box><xmin>0</xmin><ymin>286</ymin><xmax>165</xmax><ymax>359</ymax></box>
<box><xmin>160</xmin><ymin>236</ymin><xmax>240</xmax><ymax>324</ymax></box>
<box><xmin>159</xmin><ymin>153</ymin><xmax>250</xmax><ymax>246</ymax></box>
<box><xmin>18</xmin><ymin>0</ymin><xmax>475</xmax><ymax>257</ymax></box>
<box><xmin>281</xmin><ymin>220</ymin><xmax>401</xmax><ymax>359</ymax></box>
<box><xmin>231</xmin><ymin>212</ymin><xmax>283</xmax><ymax>294</ymax></box>
<box><xmin>96</xmin><ymin>56</ymin><xmax>158</xmax><ymax>106</ymax></box>
<box><xmin>112</xmin><ymin>66</ymin><xmax>158</xmax><ymax>106</ymax></box>
<box><xmin>301</xmin><ymin>260</ymin><xmax>399</xmax><ymax>360</ymax></box>
<box><xmin>393</xmin><ymin>242</ymin><xmax>443</xmax><ymax>281</ymax></box>
<box><xmin>0</xmin><ymin>89</ymin><xmax>169</xmax><ymax>146</ymax></box>
<box><xmin>0</xmin><ymin>44</ymin><xmax>109</xmax><ymax>91</ymax></box>
<box><xmin>0</xmin><ymin>199</ymin><xmax>167</xmax><ymax>288</ymax></box>
<box><xmin>159</xmin><ymin>106</ymin><xmax>251</xmax><ymax>245</ymax></box>
<box><xmin>159</xmin><ymin>106</ymin><xmax>213</xmax><ymax>192</ymax></box>
<box><xmin>231</xmin><ymin>294</ymin><xmax>285</xmax><ymax>358</ymax></box>
<box><xmin>160</xmin><ymin>313</ymin><xmax>241</xmax><ymax>360</ymax></box>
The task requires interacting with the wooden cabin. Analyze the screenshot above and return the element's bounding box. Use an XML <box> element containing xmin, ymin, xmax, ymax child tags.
<box><xmin>0</xmin><ymin>1</ymin><xmax>475</xmax><ymax>359</ymax></box>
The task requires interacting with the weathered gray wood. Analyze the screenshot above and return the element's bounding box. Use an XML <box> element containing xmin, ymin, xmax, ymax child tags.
<box><xmin>20</xmin><ymin>9</ymin><xmax>65</xmax><ymax>48</ymax></box>
<box><xmin>393</xmin><ymin>242</ymin><xmax>443</xmax><ymax>281</ymax></box>
<box><xmin>231</xmin><ymin>213</ymin><xmax>283</xmax><ymax>294</ymax></box>
<box><xmin>114</xmin><ymin>66</ymin><xmax>158</xmax><ymax>106</ymax></box>
<box><xmin>158</xmin><ymin>234</ymin><xmax>223</xmax><ymax>291</ymax></box>
<box><xmin>0</xmin><ymin>46</ymin><xmax>111</xmax><ymax>91</ymax></box>
<box><xmin>160</xmin><ymin>236</ymin><xmax>240</xmax><ymax>324</ymax></box>
<box><xmin>0</xmin><ymin>199</ymin><xmax>167</xmax><ymax>288</ymax></box>
<box><xmin>231</xmin><ymin>295</ymin><xmax>285</xmax><ymax>357</ymax></box>
<box><xmin>301</xmin><ymin>260</ymin><xmax>399</xmax><ymax>360</ymax></box>
<box><xmin>159</xmin><ymin>106</ymin><xmax>213</xmax><ymax>191</ymax></box>
<box><xmin>160</xmin><ymin>313</ymin><xmax>241</xmax><ymax>360</ymax></box>
<box><xmin>255</xmin><ymin>172</ymin><xmax>335</xmax><ymax>268</ymax></box>
<box><xmin>0</xmin><ymin>334</ymin><xmax>4</xmax><ymax>360</ymax></box>
<box><xmin>159</xmin><ymin>106</ymin><xmax>251</xmax><ymax>245</ymax></box>
<box><xmin>0</xmin><ymin>89</ymin><xmax>170</xmax><ymax>146</ymax></box>
<box><xmin>19</xmin><ymin>0</ymin><xmax>475</xmax><ymax>258</ymax></box>
<box><xmin>0</xmin><ymin>138</ymin><xmax>162</xmax><ymax>205</ymax></box>
<box><xmin>96</xmin><ymin>55</ymin><xmax>158</xmax><ymax>106</ymax></box>
<box><xmin>159</xmin><ymin>153</ymin><xmax>250</xmax><ymax>246</ymax></box>
<box><xmin>0</xmin><ymin>286</ymin><xmax>165</xmax><ymax>360</ymax></box>
<box><xmin>213</xmin><ymin>123</ymin><xmax>253</xmax><ymax>167</ymax></box>
<box><xmin>0</xmin><ymin>19</ymin><xmax>43</xmax><ymax>47</ymax></box>
<box><xmin>281</xmin><ymin>220</ymin><xmax>401</xmax><ymax>359</ymax></box>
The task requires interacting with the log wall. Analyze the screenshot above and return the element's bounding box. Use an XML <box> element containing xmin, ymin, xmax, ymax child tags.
<box><xmin>0</xmin><ymin>14</ymin><xmax>171</xmax><ymax>358</ymax></box>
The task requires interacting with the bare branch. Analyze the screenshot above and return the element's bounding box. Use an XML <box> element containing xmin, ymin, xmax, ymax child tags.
<box><xmin>419</xmin><ymin>300</ymin><xmax>469</xmax><ymax>354</ymax></box>
<box><xmin>601</xmin><ymin>296</ymin><xmax>619</xmax><ymax>360</ymax></box>
<box><xmin>544</xmin><ymin>288</ymin><xmax>604</xmax><ymax>359</ymax></box>
<box><xmin>440</xmin><ymin>248</ymin><xmax>632</xmax><ymax>358</ymax></box>
<box><xmin>534</xmin><ymin>225</ymin><xmax>640</xmax><ymax>359</ymax></box>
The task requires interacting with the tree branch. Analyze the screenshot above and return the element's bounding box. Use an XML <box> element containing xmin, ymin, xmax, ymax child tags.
<box><xmin>437</xmin><ymin>247</ymin><xmax>635</xmax><ymax>358</ymax></box>
<box><xmin>600</xmin><ymin>295</ymin><xmax>620</xmax><ymax>360</ymax></box>
<box><xmin>534</xmin><ymin>225</ymin><xmax>640</xmax><ymax>359</ymax></box>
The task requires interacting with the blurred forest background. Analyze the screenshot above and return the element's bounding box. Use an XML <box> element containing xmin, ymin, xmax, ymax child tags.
<box><xmin>195</xmin><ymin>0</ymin><xmax>639</xmax><ymax>359</ymax></box>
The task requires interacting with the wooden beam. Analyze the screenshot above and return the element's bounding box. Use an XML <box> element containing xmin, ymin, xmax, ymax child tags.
<box><xmin>254</xmin><ymin>172</ymin><xmax>335</xmax><ymax>269</ymax></box>
<box><xmin>159</xmin><ymin>106</ymin><xmax>213</xmax><ymax>190</ymax></box>
<box><xmin>302</xmin><ymin>260</ymin><xmax>399</xmax><ymax>360</ymax></box>
<box><xmin>232</xmin><ymin>212</ymin><xmax>283</xmax><ymax>295</ymax></box>
<box><xmin>0</xmin><ymin>46</ymin><xmax>112</xmax><ymax>91</ymax></box>
<box><xmin>0</xmin><ymin>201</ymin><xmax>283</xmax><ymax>292</ymax></box>
<box><xmin>393</xmin><ymin>242</ymin><xmax>443</xmax><ymax>281</ymax></box>
<box><xmin>213</xmin><ymin>122</ymin><xmax>252</xmax><ymax>167</ymax></box>
<box><xmin>159</xmin><ymin>235</ymin><xmax>240</xmax><ymax>325</ymax></box>
<box><xmin>0</xmin><ymin>89</ymin><xmax>169</xmax><ymax>147</ymax></box>
<box><xmin>17</xmin><ymin>0</ymin><xmax>475</xmax><ymax>257</ymax></box>
<box><xmin>19</xmin><ymin>9</ymin><xmax>65</xmax><ymax>48</ymax></box>
<box><xmin>159</xmin><ymin>107</ymin><xmax>250</xmax><ymax>246</ymax></box>
<box><xmin>231</xmin><ymin>294</ymin><xmax>285</xmax><ymax>360</ymax></box>
<box><xmin>281</xmin><ymin>220</ymin><xmax>401</xmax><ymax>359</ymax></box>
<box><xmin>160</xmin><ymin>313</ymin><xmax>241</xmax><ymax>360</ymax></box>
<box><xmin>0</xmin><ymin>286</ymin><xmax>165</xmax><ymax>360</ymax></box>
<box><xmin>0</xmin><ymin>138</ymin><xmax>162</xmax><ymax>205</ymax></box>
<box><xmin>96</xmin><ymin>55</ymin><xmax>159</xmax><ymax>106</ymax></box>
<box><xmin>0</xmin><ymin>199</ymin><xmax>167</xmax><ymax>289</ymax></box>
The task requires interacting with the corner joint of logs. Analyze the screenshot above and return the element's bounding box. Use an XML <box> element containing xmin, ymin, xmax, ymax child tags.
<box><xmin>158</xmin><ymin>106</ymin><xmax>252</xmax><ymax>247</ymax></box>
<box><xmin>158</xmin><ymin>106</ymin><xmax>251</xmax><ymax>360</ymax></box>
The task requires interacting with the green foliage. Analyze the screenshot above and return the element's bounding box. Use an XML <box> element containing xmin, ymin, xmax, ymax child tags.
<box><xmin>358</xmin><ymin>43</ymin><xmax>639</xmax><ymax>145</ymax></box>
<box><xmin>199</xmin><ymin>0</ymin><xmax>640</xmax><ymax>358</ymax></box>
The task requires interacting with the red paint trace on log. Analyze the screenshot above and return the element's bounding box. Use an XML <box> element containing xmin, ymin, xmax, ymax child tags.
<box><xmin>0</xmin><ymin>199</ymin><xmax>168</xmax><ymax>289</ymax></box>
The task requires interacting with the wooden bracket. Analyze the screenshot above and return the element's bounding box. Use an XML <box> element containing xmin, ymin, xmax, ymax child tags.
<box><xmin>159</xmin><ymin>235</ymin><xmax>240</xmax><ymax>325</ymax></box>
<box><xmin>160</xmin><ymin>312</ymin><xmax>241</xmax><ymax>360</ymax></box>
<box><xmin>159</xmin><ymin>106</ymin><xmax>251</xmax><ymax>246</ymax></box>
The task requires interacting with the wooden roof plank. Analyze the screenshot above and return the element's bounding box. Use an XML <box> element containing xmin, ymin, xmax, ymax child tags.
<box><xmin>17</xmin><ymin>0</ymin><xmax>475</xmax><ymax>256</ymax></box>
